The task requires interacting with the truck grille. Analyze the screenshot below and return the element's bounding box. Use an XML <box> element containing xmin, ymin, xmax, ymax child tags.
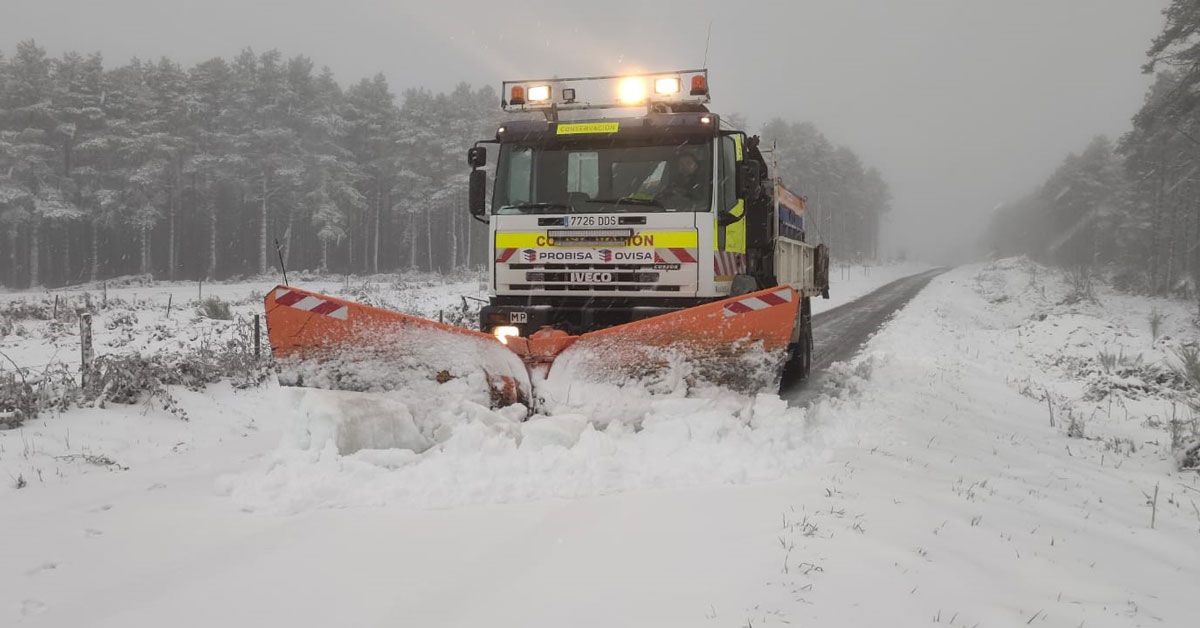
<box><xmin>495</xmin><ymin>247</ymin><xmax>697</xmax><ymax>294</ymax></box>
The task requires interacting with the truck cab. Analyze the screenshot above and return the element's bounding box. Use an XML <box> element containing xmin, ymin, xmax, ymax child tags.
<box><xmin>466</xmin><ymin>70</ymin><xmax>827</xmax><ymax>386</ymax></box>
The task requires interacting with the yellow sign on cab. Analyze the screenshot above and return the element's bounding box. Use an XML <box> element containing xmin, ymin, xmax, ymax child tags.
<box><xmin>556</xmin><ymin>122</ymin><xmax>620</xmax><ymax>135</ymax></box>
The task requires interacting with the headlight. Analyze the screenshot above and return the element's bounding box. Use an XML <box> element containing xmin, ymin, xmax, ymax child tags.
<box><xmin>654</xmin><ymin>77</ymin><xmax>680</xmax><ymax>95</ymax></box>
<box><xmin>492</xmin><ymin>326</ymin><xmax>520</xmax><ymax>345</ymax></box>
<box><xmin>617</xmin><ymin>77</ymin><xmax>647</xmax><ymax>105</ymax></box>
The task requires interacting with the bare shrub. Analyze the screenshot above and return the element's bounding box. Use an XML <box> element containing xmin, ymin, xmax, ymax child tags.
<box><xmin>1097</xmin><ymin>347</ymin><xmax>1143</xmax><ymax>374</ymax></box>
<box><xmin>1063</xmin><ymin>266</ymin><xmax>1098</xmax><ymax>305</ymax></box>
<box><xmin>198</xmin><ymin>296</ymin><xmax>232</xmax><ymax>320</ymax></box>
<box><xmin>1066</xmin><ymin>410</ymin><xmax>1087</xmax><ymax>439</ymax></box>
<box><xmin>443</xmin><ymin>296</ymin><xmax>484</xmax><ymax>328</ymax></box>
<box><xmin>1149</xmin><ymin>307</ymin><xmax>1165</xmax><ymax>342</ymax></box>
<box><xmin>0</xmin><ymin>362</ymin><xmax>80</xmax><ymax>429</ymax></box>
<box><xmin>0</xmin><ymin>372</ymin><xmax>35</xmax><ymax>429</ymax></box>
<box><xmin>1175</xmin><ymin>433</ymin><xmax>1200</xmax><ymax>471</ymax></box>
<box><xmin>1175</xmin><ymin>345</ymin><xmax>1200</xmax><ymax>391</ymax></box>
<box><xmin>86</xmin><ymin>339</ymin><xmax>272</xmax><ymax>420</ymax></box>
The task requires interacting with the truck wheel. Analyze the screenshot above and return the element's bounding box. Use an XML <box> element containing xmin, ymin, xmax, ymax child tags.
<box><xmin>778</xmin><ymin>298</ymin><xmax>813</xmax><ymax>393</ymax></box>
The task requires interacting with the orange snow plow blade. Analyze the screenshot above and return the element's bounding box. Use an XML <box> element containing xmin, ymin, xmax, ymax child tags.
<box><xmin>264</xmin><ymin>285</ymin><xmax>798</xmax><ymax>411</ymax></box>
<box><xmin>536</xmin><ymin>286</ymin><xmax>801</xmax><ymax>394</ymax></box>
<box><xmin>264</xmin><ymin>286</ymin><xmax>530</xmax><ymax>407</ymax></box>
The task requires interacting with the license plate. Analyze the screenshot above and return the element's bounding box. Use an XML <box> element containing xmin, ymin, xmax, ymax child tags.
<box><xmin>564</xmin><ymin>215</ymin><xmax>621</xmax><ymax>227</ymax></box>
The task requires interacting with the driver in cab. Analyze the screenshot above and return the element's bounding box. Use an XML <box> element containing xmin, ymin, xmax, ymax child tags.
<box><xmin>656</xmin><ymin>149</ymin><xmax>707</xmax><ymax>210</ymax></box>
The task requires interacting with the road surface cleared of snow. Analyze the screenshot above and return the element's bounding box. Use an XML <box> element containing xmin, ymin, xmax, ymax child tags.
<box><xmin>813</xmin><ymin>260</ymin><xmax>933</xmax><ymax>314</ymax></box>
<box><xmin>2</xmin><ymin>259</ymin><xmax>1199</xmax><ymax>627</ymax></box>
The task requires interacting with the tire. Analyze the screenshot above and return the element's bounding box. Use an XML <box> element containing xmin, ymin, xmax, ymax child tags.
<box><xmin>778</xmin><ymin>298</ymin><xmax>813</xmax><ymax>394</ymax></box>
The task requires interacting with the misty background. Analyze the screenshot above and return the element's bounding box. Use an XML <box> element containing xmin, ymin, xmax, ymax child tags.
<box><xmin>0</xmin><ymin>0</ymin><xmax>1174</xmax><ymax>280</ymax></box>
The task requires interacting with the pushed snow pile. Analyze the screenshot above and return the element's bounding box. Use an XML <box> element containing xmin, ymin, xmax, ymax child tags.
<box><xmin>225</xmin><ymin>328</ymin><xmax>831</xmax><ymax>513</ymax></box>
<box><xmin>534</xmin><ymin>340</ymin><xmax>786</xmax><ymax>424</ymax></box>
<box><xmin>222</xmin><ymin>385</ymin><xmax>839</xmax><ymax>512</ymax></box>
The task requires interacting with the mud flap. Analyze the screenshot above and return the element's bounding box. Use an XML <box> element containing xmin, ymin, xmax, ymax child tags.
<box><xmin>541</xmin><ymin>286</ymin><xmax>801</xmax><ymax>399</ymax></box>
<box><xmin>264</xmin><ymin>286</ymin><xmax>531</xmax><ymax>408</ymax></box>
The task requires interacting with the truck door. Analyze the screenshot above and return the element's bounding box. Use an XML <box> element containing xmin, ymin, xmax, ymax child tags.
<box><xmin>714</xmin><ymin>134</ymin><xmax>747</xmax><ymax>280</ymax></box>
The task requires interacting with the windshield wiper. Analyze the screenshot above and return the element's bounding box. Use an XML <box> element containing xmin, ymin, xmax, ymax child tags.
<box><xmin>587</xmin><ymin>197</ymin><xmax>663</xmax><ymax>207</ymax></box>
<box><xmin>500</xmin><ymin>202</ymin><xmax>574</xmax><ymax>214</ymax></box>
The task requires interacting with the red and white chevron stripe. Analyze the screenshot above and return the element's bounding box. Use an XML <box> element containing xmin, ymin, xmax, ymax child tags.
<box><xmin>496</xmin><ymin>248</ymin><xmax>517</xmax><ymax>263</ymax></box>
<box><xmin>654</xmin><ymin>248</ymin><xmax>697</xmax><ymax>264</ymax></box>
<box><xmin>722</xmin><ymin>288</ymin><xmax>792</xmax><ymax>318</ymax></box>
<box><xmin>714</xmin><ymin>251</ymin><xmax>747</xmax><ymax>277</ymax></box>
<box><xmin>274</xmin><ymin>288</ymin><xmax>349</xmax><ymax>320</ymax></box>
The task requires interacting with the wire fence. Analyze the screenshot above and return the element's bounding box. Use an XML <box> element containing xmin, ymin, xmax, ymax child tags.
<box><xmin>1</xmin><ymin>310</ymin><xmax>265</xmax><ymax>377</ymax></box>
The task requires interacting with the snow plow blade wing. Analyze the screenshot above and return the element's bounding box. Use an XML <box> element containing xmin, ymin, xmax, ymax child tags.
<box><xmin>264</xmin><ymin>286</ymin><xmax>530</xmax><ymax>407</ymax></box>
<box><xmin>541</xmin><ymin>286</ymin><xmax>800</xmax><ymax>395</ymax></box>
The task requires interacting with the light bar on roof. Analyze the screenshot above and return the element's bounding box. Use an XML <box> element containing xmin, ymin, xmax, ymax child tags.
<box><xmin>500</xmin><ymin>69</ymin><xmax>710</xmax><ymax>113</ymax></box>
<box><xmin>654</xmin><ymin>77</ymin><xmax>681</xmax><ymax>95</ymax></box>
<box><xmin>617</xmin><ymin>77</ymin><xmax>648</xmax><ymax>105</ymax></box>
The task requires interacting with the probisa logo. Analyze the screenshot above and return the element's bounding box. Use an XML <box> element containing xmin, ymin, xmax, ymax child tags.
<box><xmin>522</xmin><ymin>249</ymin><xmax>537</xmax><ymax>262</ymax></box>
<box><xmin>598</xmin><ymin>249</ymin><xmax>613</xmax><ymax>262</ymax></box>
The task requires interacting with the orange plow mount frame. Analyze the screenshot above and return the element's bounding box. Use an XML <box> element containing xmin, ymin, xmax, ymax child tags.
<box><xmin>264</xmin><ymin>285</ymin><xmax>800</xmax><ymax>407</ymax></box>
<box><xmin>265</xmin><ymin>286</ymin><xmax>530</xmax><ymax>406</ymax></box>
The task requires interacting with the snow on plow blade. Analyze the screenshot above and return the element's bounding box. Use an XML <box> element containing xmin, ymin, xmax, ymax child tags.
<box><xmin>537</xmin><ymin>286</ymin><xmax>801</xmax><ymax>398</ymax></box>
<box><xmin>264</xmin><ymin>284</ymin><xmax>798</xmax><ymax>423</ymax></box>
<box><xmin>264</xmin><ymin>286</ymin><xmax>531</xmax><ymax>408</ymax></box>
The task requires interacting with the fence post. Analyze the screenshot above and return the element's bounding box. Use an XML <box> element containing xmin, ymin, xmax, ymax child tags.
<box><xmin>254</xmin><ymin>314</ymin><xmax>261</xmax><ymax>357</ymax></box>
<box><xmin>166</xmin><ymin>293</ymin><xmax>173</xmax><ymax>318</ymax></box>
<box><xmin>102</xmin><ymin>282</ymin><xmax>107</xmax><ymax>308</ymax></box>
<box><xmin>53</xmin><ymin>294</ymin><xmax>59</xmax><ymax>319</ymax></box>
<box><xmin>80</xmin><ymin>312</ymin><xmax>94</xmax><ymax>389</ymax></box>
<box><xmin>198</xmin><ymin>279</ymin><xmax>203</xmax><ymax>304</ymax></box>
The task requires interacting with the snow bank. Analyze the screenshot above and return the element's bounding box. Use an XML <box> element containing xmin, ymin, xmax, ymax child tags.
<box><xmin>222</xmin><ymin>385</ymin><xmax>843</xmax><ymax>512</ymax></box>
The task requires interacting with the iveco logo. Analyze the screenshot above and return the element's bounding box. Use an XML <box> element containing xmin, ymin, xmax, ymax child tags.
<box><xmin>522</xmin><ymin>249</ymin><xmax>537</xmax><ymax>262</ymax></box>
<box><xmin>598</xmin><ymin>249</ymin><xmax>613</xmax><ymax>262</ymax></box>
<box><xmin>571</xmin><ymin>271</ymin><xmax>614</xmax><ymax>283</ymax></box>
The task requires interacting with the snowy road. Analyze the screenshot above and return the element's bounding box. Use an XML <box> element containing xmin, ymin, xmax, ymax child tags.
<box><xmin>788</xmin><ymin>268</ymin><xmax>948</xmax><ymax>404</ymax></box>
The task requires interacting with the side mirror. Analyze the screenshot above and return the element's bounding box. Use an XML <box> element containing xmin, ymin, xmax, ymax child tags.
<box><xmin>717</xmin><ymin>209</ymin><xmax>743</xmax><ymax>227</ymax></box>
<box><xmin>468</xmin><ymin>169</ymin><xmax>487</xmax><ymax>217</ymax></box>
<box><xmin>737</xmin><ymin>161</ymin><xmax>762</xmax><ymax>199</ymax></box>
<box><xmin>467</xmin><ymin>146</ymin><xmax>487</xmax><ymax>168</ymax></box>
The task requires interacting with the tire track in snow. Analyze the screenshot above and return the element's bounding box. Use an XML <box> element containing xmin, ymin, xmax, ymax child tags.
<box><xmin>786</xmin><ymin>268</ymin><xmax>949</xmax><ymax>405</ymax></box>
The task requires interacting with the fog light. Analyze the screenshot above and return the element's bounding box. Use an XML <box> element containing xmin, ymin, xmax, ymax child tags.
<box><xmin>492</xmin><ymin>326</ymin><xmax>520</xmax><ymax>345</ymax></box>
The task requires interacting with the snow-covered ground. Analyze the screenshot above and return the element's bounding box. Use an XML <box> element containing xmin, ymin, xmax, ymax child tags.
<box><xmin>0</xmin><ymin>272</ymin><xmax>485</xmax><ymax>373</ymax></box>
<box><xmin>2</xmin><ymin>260</ymin><xmax>1198</xmax><ymax>627</ymax></box>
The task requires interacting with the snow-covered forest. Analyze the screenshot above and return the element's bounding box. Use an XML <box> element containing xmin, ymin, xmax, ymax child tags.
<box><xmin>761</xmin><ymin>120</ymin><xmax>891</xmax><ymax>261</ymax></box>
<box><xmin>0</xmin><ymin>42</ymin><xmax>503</xmax><ymax>288</ymax></box>
<box><xmin>987</xmin><ymin>0</ymin><xmax>1200</xmax><ymax>315</ymax></box>
<box><xmin>0</xmin><ymin>41</ymin><xmax>891</xmax><ymax>289</ymax></box>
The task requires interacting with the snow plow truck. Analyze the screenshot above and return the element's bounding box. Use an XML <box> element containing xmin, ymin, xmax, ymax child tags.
<box><xmin>264</xmin><ymin>69</ymin><xmax>829</xmax><ymax>413</ymax></box>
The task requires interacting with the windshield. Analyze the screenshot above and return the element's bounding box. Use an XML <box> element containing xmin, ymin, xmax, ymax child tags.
<box><xmin>493</xmin><ymin>139</ymin><xmax>713</xmax><ymax>214</ymax></box>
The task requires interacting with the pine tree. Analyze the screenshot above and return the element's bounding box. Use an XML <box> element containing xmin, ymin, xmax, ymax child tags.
<box><xmin>345</xmin><ymin>74</ymin><xmax>400</xmax><ymax>273</ymax></box>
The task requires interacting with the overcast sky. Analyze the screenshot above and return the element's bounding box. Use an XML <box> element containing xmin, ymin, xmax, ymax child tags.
<box><xmin>1</xmin><ymin>0</ymin><xmax>1170</xmax><ymax>261</ymax></box>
